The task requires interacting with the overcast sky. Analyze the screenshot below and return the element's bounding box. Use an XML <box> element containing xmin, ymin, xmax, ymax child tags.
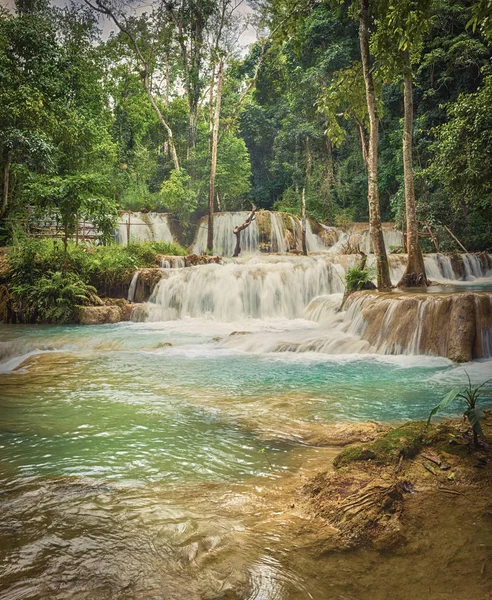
<box><xmin>1</xmin><ymin>0</ymin><xmax>259</xmax><ymax>50</ymax></box>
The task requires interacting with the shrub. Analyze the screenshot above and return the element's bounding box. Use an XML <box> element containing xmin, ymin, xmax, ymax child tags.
<box><xmin>345</xmin><ymin>265</ymin><xmax>372</xmax><ymax>292</ymax></box>
<box><xmin>11</xmin><ymin>270</ymin><xmax>97</xmax><ymax>324</ymax></box>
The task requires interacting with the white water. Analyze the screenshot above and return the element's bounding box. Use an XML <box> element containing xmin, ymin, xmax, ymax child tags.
<box><xmin>116</xmin><ymin>212</ymin><xmax>174</xmax><ymax>245</ymax></box>
<box><xmin>193</xmin><ymin>212</ymin><xmax>330</xmax><ymax>256</ymax></box>
<box><xmin>360</xmin><ymin>229</ymin><xmax>404</xmax><ymax>254</ymax></box>
<box><xmin>138</xmin><ymin>255</ymin><xmax>345</xmax><ymax>322</ymax></box>
<box><xmin>270</xmin><ymin>213</ymin><xmax>288</xmax><ymax>253</ymax></box>
<box><xmin>160</xmin><ymin>256</ymin><xmax>186</xmax><ymax>268</ymax></box>
<box><xmin>127</xmin><ymin>272</ymin><xmax>139</xmax><ymax>302</ymax></box>
<box><xmin>193</xmin><ymin>212</ymin><xmax>260</xmax><ymax>256</ymax></box>
<box><xmin>135</xmin><ymin>252</ymin><xmax>492</xmax><ymax>360</ymax></box>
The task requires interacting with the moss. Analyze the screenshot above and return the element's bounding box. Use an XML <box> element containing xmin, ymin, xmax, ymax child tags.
<box><xmin>256</xmin><ymin>211</ymin><xmax>272</xmax><ymax>249</ymax></box>
<box><xmin>333</xmin><ymin>421</ymin><xmax>452</xmax><ymax>468</ymax></box>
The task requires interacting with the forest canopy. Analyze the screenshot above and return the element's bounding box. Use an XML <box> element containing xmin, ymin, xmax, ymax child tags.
<box><xmin>1</xmin><ymin>0</ymin><xmax>491</xmax><ymax>251</ymax></box>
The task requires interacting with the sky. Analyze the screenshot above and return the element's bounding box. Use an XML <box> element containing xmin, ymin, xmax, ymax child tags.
<box><xmin>1</xmin><ymin>0</ymin><xmax>259</xmax><ymax>49</ymax></box>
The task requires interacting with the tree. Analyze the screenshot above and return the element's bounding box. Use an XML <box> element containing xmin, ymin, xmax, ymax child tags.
<box><xmin>358</xmin><ymin>0</ymin><xmax>392</xmax><ymax>289</ymax></box>
<box><xmin>84</xmin><ymin>0</ymin><xmax>181</xmax><ymax>171</ymax></box>
<box><xmin>27</xmin><ymin>173</ymin><xmax>116</xmax><ymax>263</ymax></box>
<box><xmin>427</xmin><ymin>73</ymin><xmax>492</xmax><ymax>250</ymax></box>
<box><xmin>160</xmin><ymin>169</ymin><xmax>197</xmax><ymax>224</ymax></box>
<box><xmin>373</xmin><ymin>0</ymin><xmax>432</xmax><ymax>287</ymax></box>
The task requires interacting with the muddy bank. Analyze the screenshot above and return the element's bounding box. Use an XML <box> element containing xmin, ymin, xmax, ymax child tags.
<box><xmin>297</xmin><ymin>414</ymin><xmax>492</xmax><ymax>556</ymax></box>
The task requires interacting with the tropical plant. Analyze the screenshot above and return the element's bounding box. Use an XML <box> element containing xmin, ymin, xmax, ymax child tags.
<box><xmin>11</xmin><ymin>270</ymin><xmax>97</xmax><ymax>324</ymax></box>
<box><xmin>427</xmin><ymin>373</ymin><xmax>491</xmax><ymax>447</ymax></box>
<box><xmin>345</xmin><ymin>264</ymin><xmax>374</xmax><ymax>292</ymax></box>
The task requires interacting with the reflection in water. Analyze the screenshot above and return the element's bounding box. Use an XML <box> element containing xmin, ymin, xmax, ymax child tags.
<box><xmin>1</xmin><ymin>322</ymin><xmax>492</xmax><ymax>599</ymax></box>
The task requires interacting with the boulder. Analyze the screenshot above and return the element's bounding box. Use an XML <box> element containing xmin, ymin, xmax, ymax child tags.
<box><xmin>77</xmin><ymin>306</ymin><xmax>122</xmax><ymax>325</ymax></box>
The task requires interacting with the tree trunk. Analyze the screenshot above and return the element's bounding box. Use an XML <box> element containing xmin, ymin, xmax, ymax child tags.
<box><xmin>1</xmin><ymin>153</ymin><xmax>11</xmax><ymax>218</ymax></box>
<box><xmin>301</xmin><ymin>187</ymin><xmax>307</xmax><ymax>256</ymax></box>
<box><xmin>143</xmin><ymin>72</ymin><xmax>180</xmax><ymax>172</ymax></box>
<box><xmin>397</xmin><ymin>60</ymin><xmax>428</xmax><ymax>288</ymax></box>
<box><xmin>63</xmin><ymin>222</ymin><xmax>69</xmax><ymax>270</ymax></box>
<box><xmin>356</xmin><ymin>119</ymin><xmax>369</xmax><ymax>168</ymax></box>
<box><xmin>233</xmin><ymin>205</ymin><xmax>257</xmax><ymax>257</ymax></box>
<box><xmin>207</xmin><ymin>59</ymin><xmax>224</xmax><ymax>254</ymax></box>
<box><xmin>359</xmin><ymin>0</ymin><xmax>392</xmax><ymax>290</ymax></box>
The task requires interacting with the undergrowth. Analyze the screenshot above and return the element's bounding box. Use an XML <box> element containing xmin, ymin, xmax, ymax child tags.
<box><xmin>6</xmin><ymin>237</ymin><xmax>186</xmax><ymax>323</ymax></box>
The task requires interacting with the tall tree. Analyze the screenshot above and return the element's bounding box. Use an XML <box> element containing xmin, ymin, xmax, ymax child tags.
<box><xmin>373</xmin><ymin>0</ymin><xmax>432</xmax><ymax>287</ymax></box>
<box><xmin>84</xmin><ymin>0</ymin><xmax>181</xmax><ymax>171</ymax></box>
<box><xmin>358</xmin><ymin>0</ymin><xmax>392</xmax><ymax>289</ymax></box>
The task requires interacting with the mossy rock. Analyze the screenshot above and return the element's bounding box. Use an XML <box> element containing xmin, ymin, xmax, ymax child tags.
<box><xmin>256</xmin><ymin>211</ymin><xmax>272</xmax><ymax>247</ymax></box>
<box><xmin>333</xmin><ymin>421</ymin><xmax>452</xmax><ymax>468</ymax></box>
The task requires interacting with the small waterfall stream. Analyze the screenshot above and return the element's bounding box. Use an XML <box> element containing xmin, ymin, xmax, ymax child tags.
<box><xmin>116</xmin><ymin>212</ymin><xmax>175</xmax><ymax>245</ymax></box>
<box><xmin>192</xmin><ymin>211</ymin><xmax>331</xmax><ymax>256</ymax></box>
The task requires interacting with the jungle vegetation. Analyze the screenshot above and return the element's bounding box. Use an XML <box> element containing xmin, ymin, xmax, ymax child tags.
<box><xmin>1</xmin><ymin>0</ymin><xmax>491</xmax><ymax>256</ymax></box>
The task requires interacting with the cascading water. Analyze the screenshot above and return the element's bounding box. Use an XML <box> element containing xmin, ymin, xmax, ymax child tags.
<box><xmin>193</xmin><ymin>212</ymin><xmax>260</xmax><ymax>256</ymax></box>
<box><xmin>116</xmin><ymin>212</ymin><xmax>174</xmax><ymax>245</ymax></box>
<box><xmin>127</xmin><ymin>271</ymin><xmax>139</xmax><ymax>302</ymax></box>
<box><xmin>360</xmin><ymin>229</ymin><xmax>404</xmax><ymax>254</ymax></box>
<box><xmin>270</xmin><ymin>213</ymin><xmax>289</xmax><ymax>253</ymax></box>
<box><xmin>137</xmin><ymin>255</ymin><xmax>345</xmax><ymax>322</ymax></box>
<box><xmin>135</xmin><ymin>251</ymin><xmax>492</xmax><ymax>360</ymax></box>
<box><xmin>192</xmin><ymin>211</ymin><xmax>331</xmax><ymax>256</ymax></box>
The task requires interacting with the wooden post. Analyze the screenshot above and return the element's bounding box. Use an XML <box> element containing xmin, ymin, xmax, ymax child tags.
<box><xmin>444</xmin><ymin>225</ymin><xmax>468</xmax><ymax>253</ymax></box>
<box><xmin>425</xmin><ymin>222</ymin><xmax>439</xmax><ymax>252</ymax></box>
<box><xmin>127</xmin><ymin>212</ymin><xmax>131</xmax><ymax>245</ymax></box>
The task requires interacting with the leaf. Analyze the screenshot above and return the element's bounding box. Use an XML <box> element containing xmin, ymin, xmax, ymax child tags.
<box><xmin>427</xmin><ymin>389</ymin><xmax>460</xmax><ymax>426</ymax></box>
<box><xmin>465</xmin><ymin>407</ymin><xmax>485</xmax><ymax>437</ymax></box>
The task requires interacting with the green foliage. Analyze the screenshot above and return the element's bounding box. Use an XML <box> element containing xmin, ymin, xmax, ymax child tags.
<box><xmin>7</xmin><ymin>237</ymin><xmax>186</xmax><ymax>320</ymax></box>
<box><xmin>160</xmin><ymin>170</ymin><xmax>197</xmax><ymax>224</ymax></box>
<box><xmin>468</xmin><ymin>0</ymin><xmax>492</xmax><ymax>42</ymax></box>
<box><xmin>11</xmin><ymin>270</ymin><xmax>96</xmax><ymax>324</ymax></box>
<box><xmin>27</xmin><ymin>173</ymin><xmax>118</xmax><ymax>249</ymax></box>
<box><xmin>427</xmin><ymin>73</ymin><xmax>492</xmax><ymax>250</ymax></box>
<box><xmin>427</xmin><ymin>373</ymin><xmax>491</xmax><ymax>447</ymax></box>
<box><xmin>345</xmin><ymin>265</ymin><xmax>373</xmax><ymax>292</ymax></box>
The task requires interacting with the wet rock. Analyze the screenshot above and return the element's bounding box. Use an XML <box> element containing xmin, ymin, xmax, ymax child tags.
<box><xmin>77</xmin><ymin>306</ymin><xmax>122</xmax><ymax>325</ymax></box>
<box><xmin>133</xmin><ymin>268</ymin><xmax>163</xmax><ymax>303</ymax></box>
<box><xmin>447</xmin><ymin>294</ymin><xmax>475</xmax><ymax>362</ymax></box>
<box><xmin>184</xmin><ymin>254</ymin><xmax>222</xmax><ymax>267</ymax></box>
<box><xmin>345</xmin><ymin>290</ymin><xmax>492</xmax><ymax>361</ymax></box>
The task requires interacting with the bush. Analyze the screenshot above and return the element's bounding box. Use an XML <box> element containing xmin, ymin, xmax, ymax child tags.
<box><xmin>345</xmin><ymin>265</ymin><xmax>373</xmax><ymax>292</ymax></box>
<box><xmin>11</xmin><ymin>270</ymin><xmax>97</xmax><ymax>324</ymax></box>
<box><xmin>7</xmin><ymin>238</ymin><xmax>187</xmax><ymax>322</ymax></box>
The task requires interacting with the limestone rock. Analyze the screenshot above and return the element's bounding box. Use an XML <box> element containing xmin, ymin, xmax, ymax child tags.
<box><xmin>346</xmin><ymin>290</ymin><xmax>492</xmax><ymax>361</ymax></box>
<box><xmin>77</xmin><ymin>306</ymin><xmax>122</xmax><ymax>325</ymax></box>
<box><xmin>446</xmin><ymin>294</ymin><xmax>476</xmax><ymax>362</ymax></box>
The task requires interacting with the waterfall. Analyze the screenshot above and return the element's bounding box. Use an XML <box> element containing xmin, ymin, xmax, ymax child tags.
<box><xmin>360</xmin><ymin>229</ymin><xmax>404</xmax><ymax>254</ymax></box>
<box><xmin>192</xmin><ymin>211</ymin><xmax>331</xmax><ymax>256</ymax></box>
<box><xmin>116</xmin><ymin>212</ymin><xmax>174</xmax><ymax>245</ymax></box>
<box><xmin>127</xmin><ymin>272</ymin><xmax>139</xmax><ymax>302</ymax></box>
<box><xmin>270</xmin><ymin>213</ymin><xmax>288</xmax><ymax>253</ymax></box>
<box><xmin>131</xmin><ymin>250</ymin><xmax>492</xmax><ymax>360</ymax></box>
<box><xmin>193</xmin><ymin>213</ymin><xmax>260</xmax><ymax>256</ymax></box>
<box><xmin>160</xmin><ymin>256</ymin><xmax>186</xmax><ymax>268</ymax></box>
<box><xmin>462</xmin><ymin>254</ymin><xmax>485</xmax><ymax>279</ymax></box>
<box><xmin>138</xmin><ymin>255</ymin><xmax>345</xmax><ymax>322</ymax></box>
